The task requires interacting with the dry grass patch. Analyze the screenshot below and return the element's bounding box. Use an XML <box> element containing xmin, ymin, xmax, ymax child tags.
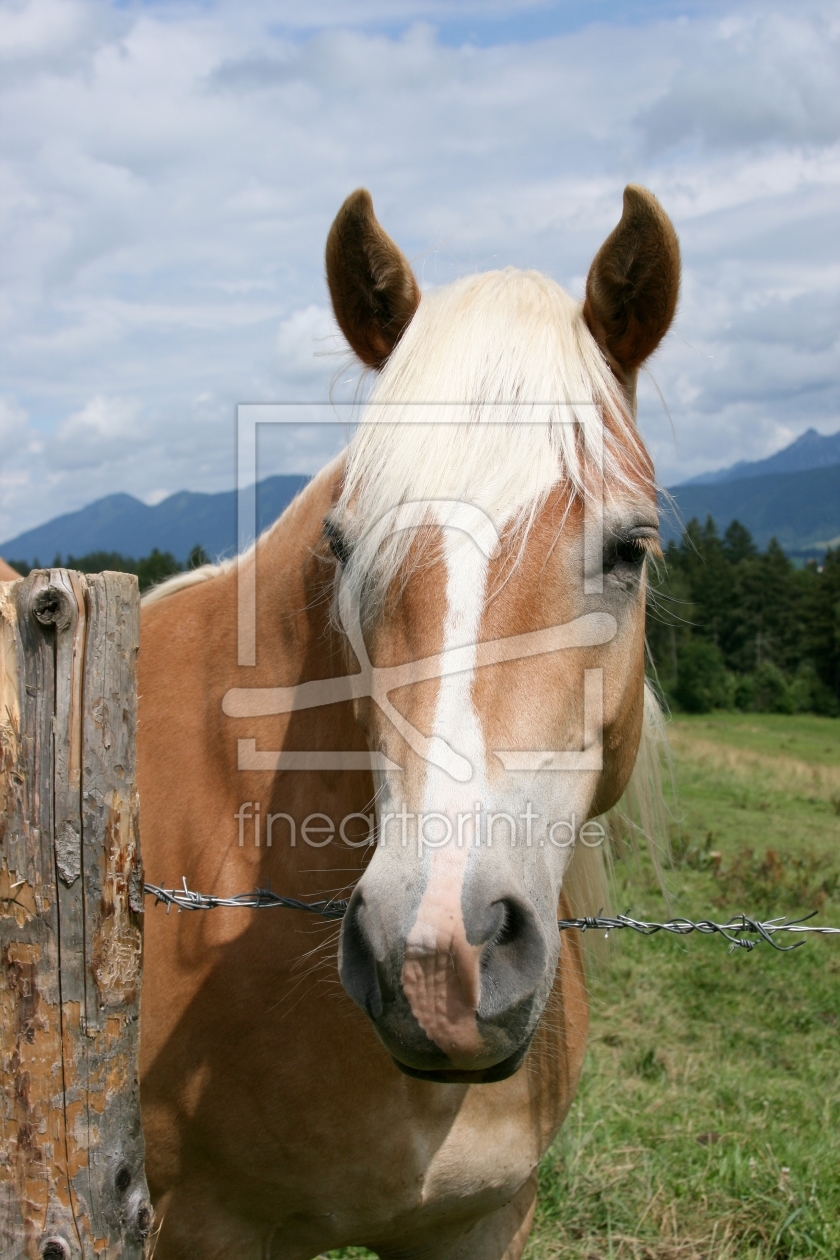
<box><xmin>667</xmin><ymin>729</ymin><xmax>840</xmax><ymax>805</ymax></box>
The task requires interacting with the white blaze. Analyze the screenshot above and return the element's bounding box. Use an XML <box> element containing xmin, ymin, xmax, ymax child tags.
<box><xmin>402</xmin><ymin>524</ymin><xmax>491</xmax><ymax>1055</ymax></box>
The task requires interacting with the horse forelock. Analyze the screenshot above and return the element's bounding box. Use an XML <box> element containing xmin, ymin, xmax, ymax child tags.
<box><xmin>333</xmin><ymin>267</ymin><xmax>656</xmax><ymax>620</ymax></box>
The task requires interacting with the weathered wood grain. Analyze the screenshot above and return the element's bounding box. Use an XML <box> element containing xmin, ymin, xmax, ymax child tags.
<box><xmin>0</xmin><ymin>571</ymin><xmax>150</xmax><ymax>1259</ymax></box>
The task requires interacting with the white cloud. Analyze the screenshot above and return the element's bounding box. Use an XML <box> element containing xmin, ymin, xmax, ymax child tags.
<box><xmin>0</xmin><ymin>0</ymin><xmax>114</xmax><ymax>68</ymax></box>
<box><xmin>639</xmin><ymin>11</ymin><xmax>840</xmax><ymax>151</ymax></box>
<box><xmin>51</xmin><ymin>393</ymin><xmax>144</xmax><ymax>470</ymax></box>
<box><xmin>274</xmin><ymin>304</ymin><xmax>344</xmax><ymax>383</ymax></box>
<box><xmin>0</xmin><ymin>395</ymin><xmax>27</xmax><ymax>443</ymax></box>
<box><xmin>0</xmin><ymin>0</ymin><xmax>838</xmax><ymax>542</ymax></box>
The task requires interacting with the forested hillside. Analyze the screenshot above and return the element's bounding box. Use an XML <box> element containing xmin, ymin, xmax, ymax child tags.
<box><xmin>6</xmin><ymin>547</ymin><xmax>209</xmax><ymax>594</ymax></box>
<box><xmin>648</xmin><ymin>518</ymin><xmax>840</xmax><ymax>715</ymax></box>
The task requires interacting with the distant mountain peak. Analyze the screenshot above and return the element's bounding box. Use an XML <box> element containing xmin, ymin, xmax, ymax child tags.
<box><xmin>680</xmin><ymin>426</ymin><xmax>840</xmax><ymax>487</ymax></box>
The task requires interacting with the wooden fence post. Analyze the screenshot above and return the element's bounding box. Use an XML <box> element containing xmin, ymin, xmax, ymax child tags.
<box><xmin>0</xmin><ymin>570</ymin><xmax>151</xmax><ymax>1259</ymax></box>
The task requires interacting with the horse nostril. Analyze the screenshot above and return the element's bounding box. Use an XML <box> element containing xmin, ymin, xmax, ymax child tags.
<box><xmin>338</xmin><ymin>892</ymin><xmax>383</xmax><ymax>1020</ymax></box>
<box><xmin>469</xmin><ymin>896</ymin><xmax>532</xmax><ymax>951</ymax></box>
<box><xmin>491</xmin><ymin>899</ymin><xmax>526</xmax><ymax>949</ymax></box>
<box><xmin>475</xmin><ymin>896</ymin><xmax>547</xmax><ymax>1021</ymax></box>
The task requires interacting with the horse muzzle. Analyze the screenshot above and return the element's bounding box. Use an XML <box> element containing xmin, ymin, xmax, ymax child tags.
<box><xmin>338</xmin><ymin>884</ymin><xmax>552</xmax><ymax>1081</ymax></box>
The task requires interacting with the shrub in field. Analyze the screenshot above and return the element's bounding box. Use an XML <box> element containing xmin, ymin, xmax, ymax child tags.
<box><xmin>788</xmin><ymin>663</ymin><xmax>840</xmax><ymax>716</ymax></box>
<box><xmin>730</xmin><ymin>661</ymin><xmax>838</xmax><ymax>715</ymax></box>
<box><xmin>674</xmin><ymin>639</ymin><xmax>730</xmax><ymax>713</ymax></box>
<box><xmin>671</xmin><ymin>827</ymin><xmax>722</xmax><ymax>872</ymax></box>
<box><xmin>712</xmin><ymin>846</ymin><xmax>840</xmax><ymax>914</ymax></box>
<box><xmin>746</xmin><ymin>661</ymin><xmax>794</xmax><ymax>714</ymax></box>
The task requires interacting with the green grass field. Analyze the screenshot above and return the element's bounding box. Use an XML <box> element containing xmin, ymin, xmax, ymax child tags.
<box><xmin>526</xmin><ymin>713</ymin><xmax>840</xmax><ymax>1260</ymax></box>
<box><xmin>328</xmin><ymin>714</ymin><xmax>840</xmax><ymax>1260</ymax></box>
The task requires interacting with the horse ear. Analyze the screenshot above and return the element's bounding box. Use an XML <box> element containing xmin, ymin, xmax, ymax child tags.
<box><xmin>326</xmin><ymin>189</ymin><xmax>421</xmax><ymax>370</ymax></box>
<box><xmin>583</xmin><ymin>185</ymin><xmax>680</xmax><ymax>384</ymax></box>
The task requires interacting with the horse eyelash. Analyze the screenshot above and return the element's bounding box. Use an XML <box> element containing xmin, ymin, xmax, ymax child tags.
<box><xmin>323</xmin><ymin>519</ymin><xmax>351</xmax><ymax>567</ymax></box>
<box><xmin>606</xmin><ymin>532</ymin><xmax>660</xmax><ymax>569</ymax></box>
<box><xmin>634</xmin><ymin>534</ymin><xmax>663</xmax><ymax>561</ymax></box>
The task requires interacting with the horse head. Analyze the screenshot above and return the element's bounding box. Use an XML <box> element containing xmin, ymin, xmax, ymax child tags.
<box><xmin>325</xmin><ymin>187</ymin><xmax>679</xmax><ymax>1083</ymax></box>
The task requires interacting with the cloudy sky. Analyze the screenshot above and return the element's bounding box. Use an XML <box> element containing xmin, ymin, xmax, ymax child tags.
<box><xmin>1</xmin><ymin>0</ymin><xmax>838</xmax><ymax>541</ymax></box>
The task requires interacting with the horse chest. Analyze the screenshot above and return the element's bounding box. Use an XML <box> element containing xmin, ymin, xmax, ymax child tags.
<box><xmin>315</xmin><ymin>1070</ymin><xmax>554</xmax><ymax>1241</ymax></box>
<box><xmin>414</xmin><ymin>1089</ymin><xmax>542</xmax><ymax>1208</ymax></box>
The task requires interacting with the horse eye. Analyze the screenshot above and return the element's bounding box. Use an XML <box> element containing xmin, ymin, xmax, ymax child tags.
<box><xmin>324</xmin><ymin>520</ymin><xmax>351</xmax><ymax>567</ymax></box>
<box><xmin>603</xmin><ymin>534</ymin><xmax>650</xmax><ymax>573</ymax></box>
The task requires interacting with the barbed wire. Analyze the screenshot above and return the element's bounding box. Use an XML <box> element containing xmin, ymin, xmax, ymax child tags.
<box><xmin>144</xmin><ymin>882</ymin><xmax>840</xmax><ymax>952</ymax></box>
<box><xmin>144</xmin><ymin>880</ymin><xmax>348</xmax><ymax>919</ymax></box>
<box><xmin>557</xmin><ymin>912</ymin><xmax>840</xmax><ymax>952</ymax></box>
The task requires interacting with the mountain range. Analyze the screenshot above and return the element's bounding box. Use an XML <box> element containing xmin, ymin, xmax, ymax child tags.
<box><xmin>2</xmin><ymin>427</ymin><xmax>839</xmax><ymax>566</ymax></box>
<box><xmin>660</xmin><ymin>425</ymin><xmax>840</xmax><ymax>554</ymax></box>
<box><xmin>680</xmin><ymin>427</ymin><xmax>840</xmax><ymax>486</ymax></box>
<box><xmin>659</xmin><ymin>463</ymin><xmax>840</xmax><ymax>555</ymax></box>
<box><xmin>1</xmin><ymin>475</ymin><xmax>309</xmax><ymax>567</ymax></box>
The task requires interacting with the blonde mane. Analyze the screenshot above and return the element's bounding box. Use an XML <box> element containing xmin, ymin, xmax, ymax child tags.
<box><xmin>141</xmin><ymin>559</ymin><xmax>231</xmax><ymax>606</ymax></box>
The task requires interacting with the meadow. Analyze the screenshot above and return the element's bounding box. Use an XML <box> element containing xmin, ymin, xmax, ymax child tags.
<box><xmin>526</xmin><ymin>713</ymin><xmax>840</xmax><ymax>1260</ymax></box>
<box><xmin>329</xmin><ymin>713</ymin><xmax>840</xmax><ymax>1260</ymax></box>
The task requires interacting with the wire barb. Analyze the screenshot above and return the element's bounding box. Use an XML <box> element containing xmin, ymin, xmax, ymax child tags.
<box><xmin>144</xmin><ymin>884</ymin><xmax>840</xmax><ymax>950</ymax></box>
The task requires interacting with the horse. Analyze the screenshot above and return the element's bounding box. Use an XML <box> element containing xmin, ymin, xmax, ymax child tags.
<box><xmin>137</xmin><ymin>183</ymin><xmax>679</xmax><ymax>1259</ymax></box>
